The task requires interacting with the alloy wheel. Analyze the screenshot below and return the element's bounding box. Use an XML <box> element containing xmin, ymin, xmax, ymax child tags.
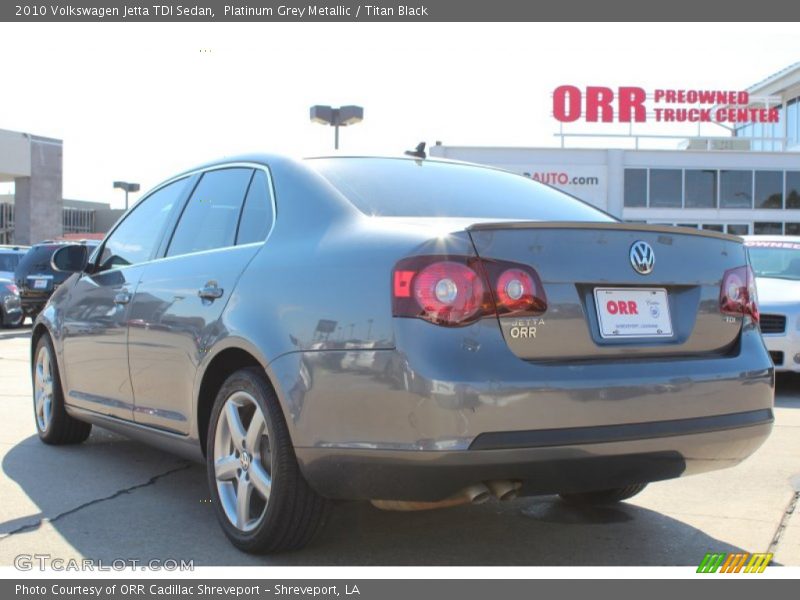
<box><xmin>213</xmin><ymin>390</ymin><xmax>272</xmax><ymax>532</ymax></box>
<box><xmin>34</xmin><ymin>345</ymin><xmax>54</xmax><ymax>432</ymax></box>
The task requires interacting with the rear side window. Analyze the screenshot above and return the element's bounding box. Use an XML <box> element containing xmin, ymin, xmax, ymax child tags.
<box><xmin>98</xmin><ymin>178</ymin><xmax>188</xmax><ymax>270</ymax></box>
<box><xmin>236</xmin><ymin>170</ymin><xmax>274</xmax><ymax>245</ymax></box>
<box><xmin>309</xmin><ymin>158</ymin><xmax>613</xmax><ymax>221</ymax></box>
<box><xmin>167</xmin><ymin>168</ymin><xmax>253</xmax><ymax>257</ymax></box>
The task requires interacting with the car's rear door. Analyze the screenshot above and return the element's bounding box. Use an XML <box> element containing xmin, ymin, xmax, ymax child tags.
<box><xmin>127</xmin><ymin>165</ymin><xmax>274</xmax><ymax>434</ymax></box>
<box><xmin>59</xmin><ymin>177</ymin><xmax>192</xmax><ymax>420</ymax></box>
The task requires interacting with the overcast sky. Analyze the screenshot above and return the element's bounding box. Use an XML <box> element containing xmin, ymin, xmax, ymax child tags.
<box><xmin>0</xmin><ymin>22</ymin><xmax>798</xmax><ymax>207</ymax></box>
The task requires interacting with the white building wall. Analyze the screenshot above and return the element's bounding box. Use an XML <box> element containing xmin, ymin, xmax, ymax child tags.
<box><xmin>430</xmin><ymin>144</ymin><xmax>800</xmax><ymax>234</ymax></box>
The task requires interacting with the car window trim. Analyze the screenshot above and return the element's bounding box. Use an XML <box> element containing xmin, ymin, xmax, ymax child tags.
<box><xmin>234</xmin><ymin>169</ymin><xmax>277</xmax><ymax>246</ymax></box>
<box><xmin>89</xmin><ymin>174</ymin><xmax>198</xmax><ymax>275</ymax></box>
<box><xmin>160</xmin><ymin>162</ymin><xmax>277</xmax><ymax>260</ymax></box>
<box><xmin>233</xmin><ymin>170</ymin><xmax>258</xmax><ymax>246</ymax></box>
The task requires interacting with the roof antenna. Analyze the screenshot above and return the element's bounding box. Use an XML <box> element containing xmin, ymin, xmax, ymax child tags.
<box><xmin>404</xmin><ymin>142</ymin><xmax>426</xmax><ymax>159</ymax></box>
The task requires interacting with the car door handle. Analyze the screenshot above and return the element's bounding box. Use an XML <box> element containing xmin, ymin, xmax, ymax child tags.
<box><xmin>198</xmin><ymin>284</ymin><xmax>224</xmax><ymax>301</ymax></box>
<box><xmin>114</xmin><ymin>291</ymin><xmax>131</xmax><ymax>305</ymax></box>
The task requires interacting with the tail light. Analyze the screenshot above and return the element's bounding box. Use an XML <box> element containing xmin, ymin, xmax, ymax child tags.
<box><xmin>392</xmin><ymin>255</ymin><xmax>546</xmax><ymax>326</ymax></box>
<box><xmin>4</xmin><ymin>283</ymin><xmax>18</xmax><ymax>295</ymax></box>
<box><xmin>720</xmin><ymin>265</ymin><xmax>759</xmax><ymax>324</ymax></box>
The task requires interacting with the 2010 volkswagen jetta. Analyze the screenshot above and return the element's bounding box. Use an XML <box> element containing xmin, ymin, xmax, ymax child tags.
<box><xmin>31</xmin><ymin>155</ymin><xmax>774</xmax><ymax>553</ymax></box>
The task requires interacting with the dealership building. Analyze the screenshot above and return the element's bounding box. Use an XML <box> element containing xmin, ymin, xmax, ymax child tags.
<box><xmin>431</xmin><ymin>63</ymin><xmax>800</xmax><ymax>236</ymax></box>
<box><xmin>0</xmin><ymin>129</ymin><xmax>123</xmax><ymax>245</ymax></box>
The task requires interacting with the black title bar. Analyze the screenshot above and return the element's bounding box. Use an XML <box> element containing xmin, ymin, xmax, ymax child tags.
<box><xmin>3</xmin><ymin>0</ymin><xmax>800</xmax><ymax>22</ymax></box>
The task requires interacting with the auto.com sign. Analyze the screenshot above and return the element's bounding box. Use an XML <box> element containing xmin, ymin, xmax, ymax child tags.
<box><xmin>519</xmin><ymin>165</ymin><xmax>607</xmax><ymax>209</ymax></box>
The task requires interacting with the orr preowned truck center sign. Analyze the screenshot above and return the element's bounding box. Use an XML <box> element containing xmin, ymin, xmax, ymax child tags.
<box><xmin>553</xmin><ymin>86</ymin><xmax>779</xmax><ymax>124</ymax></box>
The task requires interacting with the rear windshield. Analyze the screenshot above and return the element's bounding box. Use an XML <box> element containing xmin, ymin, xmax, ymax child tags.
<box><xmin>0</xmin><ymin>253</ymin><xmax>21</xmax><ymax>272</ymax></box>
<box><xmin>15</xmin><ymin>245</ymin><xmax>61</xmax><ymax>275</ymax></box>
<box><xmin>309</xmin><ymin>157</ymin><xmax>613</xmax><ymax>222</ymax></box>
<box><xmin>746</xmin><ymin>241</ymin><xmax>800</xmax><ymax>281</ymax></box>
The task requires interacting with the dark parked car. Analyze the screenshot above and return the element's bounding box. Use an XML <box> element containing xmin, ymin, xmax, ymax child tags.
<box><xmin>31</xmin><ymin>155</ymin><xmax>773</xmax><ymax>553</ymax></box>
<box><xmin>14</xmin><ymin>240</ymin><xmax>99</xmax><ymax>319</ymax></box>
<box><xmin>0</xmin><ymin>278</ymin><xmax>23</xmax><ymax>328</ymax></box>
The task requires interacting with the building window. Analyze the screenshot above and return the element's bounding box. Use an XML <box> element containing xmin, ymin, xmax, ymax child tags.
<box><xmin>720</xmin><ymin>170</ymin><xmax>753</xmax><ymax>208</ymax></box>
<box><xmin>787</xmin><ymin>171</ymin><xmax>800</xmax><ymax>209</ymax></box>
<box><xmin>754</xmin><ymin>171</ymin><xmax>783</xmax><ymax>209</ymax></box>
<box><xmin>649</xmin><ymin>169</ymin><xmax>682</xmax><ymax>208</ymax></box>
<box><xmin>623</xmin><ymin>169</ymin><xmax>647</xmax><ymax>207</ymax></box>
<box><xmin>752</xmin><ymin>122</ymin><xmax>763</xmax><ymax>152</ymax></box>
<box><xmin>753</xmin><ymin>222</ymin><xmax>783</xmax><ymax>235</ymax></box>
<box><xmin>788</xmin><ymin>98</ymin><xmax>798</xmax><ymax>147</ymax></box>
<box><xmin>785</xmin><ymin>223</ymin><xmax>800</xmax><ymax>236</ymax></box>
<box><xmin>684</xmin><ymin>169</ymin><xmax>717</xmax><ymax>208</ymax></box>
<box><xmin>735</xmin><ymin>124</ymin><xmax>746</xmax><ymax>138</ymax></box>
<box><xmin>677</xmin><ymin>223</ymin><xmax>698</xmax><ymax>229</ymax></box>
<box><xmin>701</xmin><ymin>224</ymin><xmax>724</xmax><ymax>232</ymax></box>
<box><xmin>63</xmin><ymin>208</ymin><xmax>95</xmax><ymax>234</ymax></box>
<box><xmin>726</xmin><ymin>224</ymin><xmax>749</xmax><ymax>235</ymax></box>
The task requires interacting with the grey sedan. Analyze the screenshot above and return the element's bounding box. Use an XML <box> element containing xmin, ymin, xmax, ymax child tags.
<box><xmin>32</xmin><ymin>155</ymin><xmax>773</xmax><ymax>553</ymax></box>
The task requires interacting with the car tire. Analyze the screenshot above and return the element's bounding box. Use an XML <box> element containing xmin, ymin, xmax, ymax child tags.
<box><xmin>206</xmin><ymin>367</ymin><xmax>329</xmax><ymax>554</ymax></box>
<box><xmin>33</xmin><ymin>334</ymin><xmax>92</xmax><ymax>445</ymax></box>
<box><xmin>558</xmin><ymin>483</ymin><xmax>647</xmax><ymax>506</ymax></box>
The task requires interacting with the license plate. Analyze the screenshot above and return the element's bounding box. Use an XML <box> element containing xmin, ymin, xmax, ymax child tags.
<box><xmin>594</xmin><ymin>288</ymin><xmax>673</xmax><ymax>339</ymax></box>
<box><xmin>32</xmin><ymin>279</ymin><xmax>48</xmax><ymax>290</ymax></box>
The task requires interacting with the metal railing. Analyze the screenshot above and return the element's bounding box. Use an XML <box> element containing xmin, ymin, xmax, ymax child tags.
<box><xmin>63</xmin><ymin>207</ymin><xmax>95</xmax><ymax>234</ymax></box>
<box><xmin>0</xmin><ymin>204</ymin><xmax>97</xmax><ymax>243</ymax></box>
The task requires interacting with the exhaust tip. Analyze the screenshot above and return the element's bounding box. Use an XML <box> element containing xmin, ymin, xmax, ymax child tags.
<box><xmin>486</xmin><ymin>480</ymin><xmax>521</xmax><ymax>502</ymax></box>
<box><xmin>464</xmin><ymin>483</ymin><xmax>491</xmax><ymax>504</ymax></box>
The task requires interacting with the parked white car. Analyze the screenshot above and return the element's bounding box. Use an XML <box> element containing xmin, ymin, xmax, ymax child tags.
<box><xmin>744</xmin><ymin>236</ymin><xmax>800</xmax><ymax>372</ymax></box>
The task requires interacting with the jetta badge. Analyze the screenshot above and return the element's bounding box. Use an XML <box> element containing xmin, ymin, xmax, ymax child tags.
<box><xmin>630</xmin><ymin>241</ymin><xmax>655</xmax><ymax>275</ymax></box>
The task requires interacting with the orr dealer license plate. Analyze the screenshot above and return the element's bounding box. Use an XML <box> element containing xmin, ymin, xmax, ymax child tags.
<box><xmin>594</xmin><ymin>288</ymin><xmax>673</xmax><ymax>339</ymax></box>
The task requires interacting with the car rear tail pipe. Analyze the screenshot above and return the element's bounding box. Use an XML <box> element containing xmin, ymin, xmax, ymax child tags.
<box><xmin>371</xmin><ymin>483</ymin><xmax>491</xmax><ymax>511</ymax></box>
<box><xmin>485</xmin><ymin>479</ymin><xmax>521</xmax><ymax>501</ymax></box>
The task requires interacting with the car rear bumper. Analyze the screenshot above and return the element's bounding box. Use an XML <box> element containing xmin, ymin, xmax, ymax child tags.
<box><xmin>269</xmin><ymin>320</ymin><xmax>774</xmax><ymax>500</ymax></box>
<box><xmin>296</xmin><ymin>415</ymin><xmax>772</xmax><ymax>500</ymax></box>
<box><xmin>18</xmin><ymin>292</ymin><xmax>49</xmax><ymax>314</ymax></box>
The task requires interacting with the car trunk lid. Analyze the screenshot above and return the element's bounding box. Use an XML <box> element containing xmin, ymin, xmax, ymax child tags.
<box><xmin>467</xmin><ymin>222</ymin><xmax>749</xmax><ymax>361</ymax></box>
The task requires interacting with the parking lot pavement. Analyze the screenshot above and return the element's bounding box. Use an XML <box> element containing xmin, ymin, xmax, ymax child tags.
<box><xmin>0</xmin><ymin>327</ymin><xmax>798</xmax><ymax>567</ymax></box>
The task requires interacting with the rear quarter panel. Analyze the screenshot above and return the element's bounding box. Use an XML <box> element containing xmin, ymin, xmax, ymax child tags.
<box><xmin>204</xmin><ymin>161</ymin><xmax>479</xmax><ymax>441</ymax></box>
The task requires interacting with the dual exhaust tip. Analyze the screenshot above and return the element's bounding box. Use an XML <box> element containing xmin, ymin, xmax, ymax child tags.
<box><xmin>371</xmin><ymin>480</ymin><xmax>521</xmax><ymax>512</ymax></box>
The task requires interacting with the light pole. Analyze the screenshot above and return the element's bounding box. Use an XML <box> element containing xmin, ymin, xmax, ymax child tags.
<box><xmin>310</xmin><ymin>105</ymin><xmax>364</xmax><ymax>150</ymax></box>
<box><xmin>113</xmin><ymin>181</ymin><xmax>140</xmax><ymax>210</ymax></box>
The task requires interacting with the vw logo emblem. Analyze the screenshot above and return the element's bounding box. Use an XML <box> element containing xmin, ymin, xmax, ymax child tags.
<box><xmin>630</xmin><ymin>241</ymin><xmax>655</xmax><ymax>275</ymax></box>
<box><xmin>240</xmin><ymin>451</ymin><xmax>251</xmax><ymax>472</ymax></box>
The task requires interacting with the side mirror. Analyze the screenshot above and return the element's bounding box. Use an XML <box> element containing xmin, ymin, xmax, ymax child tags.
<box><xmin>51</xmin><ymin>244</ymin><xmax>89</xmax><ymax>273</ymax></box>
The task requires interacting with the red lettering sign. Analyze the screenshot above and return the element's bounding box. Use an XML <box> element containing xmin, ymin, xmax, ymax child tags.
<box><xmin>554</xmin><ymin>86</ymin><xmax>769</xmax><ymax>124</ymax></box>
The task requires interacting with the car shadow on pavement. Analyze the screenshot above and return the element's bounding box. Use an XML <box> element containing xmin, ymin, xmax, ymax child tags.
<box><xmin>1</xmin><ymin>429</ymin><xmax>756</xmax><ymax>567</ymax></box>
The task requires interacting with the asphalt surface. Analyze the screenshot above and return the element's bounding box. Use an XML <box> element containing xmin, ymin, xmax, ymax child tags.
<box><xmin>0</xmin><ymin>325</ymin><xmax>798</xmax><ymax>566</ymax></box>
